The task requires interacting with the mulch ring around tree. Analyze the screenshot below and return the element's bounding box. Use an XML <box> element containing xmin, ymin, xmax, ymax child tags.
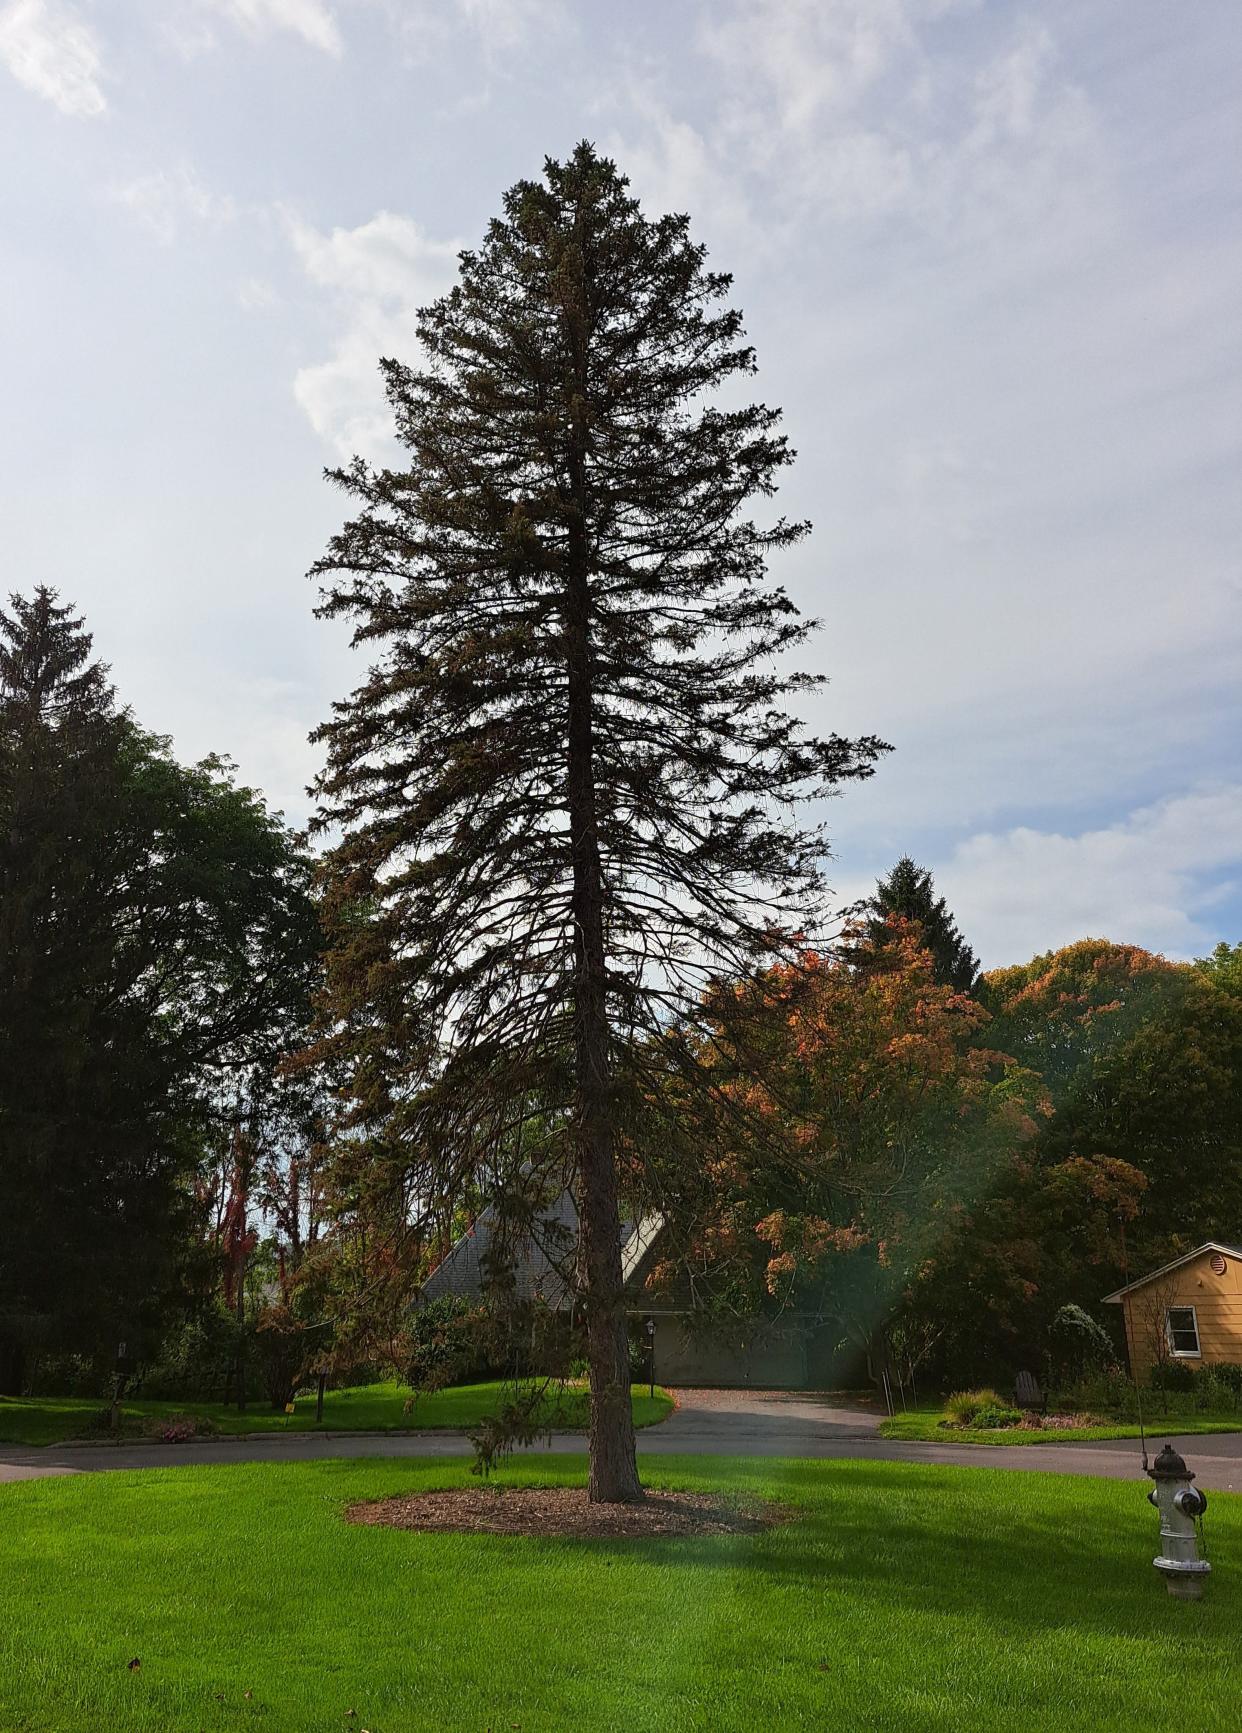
<box><xmin>346</xmin><ymin>1486</ymin><xmax>791</xmax><ymax>1540</ymax></box>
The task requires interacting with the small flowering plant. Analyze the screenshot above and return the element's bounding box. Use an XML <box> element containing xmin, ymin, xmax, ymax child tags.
<box><xmin>142</xmin><ymin>1413</ymin><xmax>219</xmax><ymax>1443</ymax></box>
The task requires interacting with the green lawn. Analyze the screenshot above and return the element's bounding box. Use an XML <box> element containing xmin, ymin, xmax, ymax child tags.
<box><xmin>0</xmin><ymin>1380</ymin><xmax>673</xmax><ymax>1447</ymax></box>
<box><xmin>881</xmin><ymin>1403</ymin><xmax>1242</xmax><ymax>1446</ymax></box>
<box><xmin>1</xmin><ymin>1453</ymin><xmax>1237</xmax><ymax>1731</ymax></box>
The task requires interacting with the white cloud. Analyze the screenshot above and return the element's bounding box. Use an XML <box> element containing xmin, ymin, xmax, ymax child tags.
<box><xmin>214</xmin><ymin>675</ymin><xmax>325</xmax><ymax>822</ymax></box>
<box><xmin>202</xmin><ymin>0</ymin><xmax>342</xmax><ymax>56</ymax></box>
<box><xmin>939</xmin><ymin>788</ymin><xmax>1242</xmax><ymax>966</ymax></box>
<box><xmin>367</xmin><ymin>0</ymin><xmax>567</xmax><ymax>66</ymax></box>
<box><xmin>605</xmin><ymin>96</ymin><xmax>755</xmax><ymax>250</ymax></box>
<box><xmin>286</xmin><ymin>209</ymin><xmax>460</xmax><ymax>454</ymax></box>
<box><xmin>0</xmin><ymin>0</ymin><xmax>105</xmax><ymax>117</ymax></box>
<box><xmin>453</xmin><ymin>0</ymin><xmax>563</xmax><ymax>52</ymax></box>
<box><xmin>967</xmin><ymin>23</ymin><xmax>1053</xmax><ymax>147</ymax></box>
<box><xmin>701</xmin><ymin>0</ymin><xmax>922</xmax><ymax>140</ymax></box>
<box><xmin>237</xmin><ymin>275</ymin><xmax>280</xmax><ymax>311</ymax></box>
<box><xmin>611</xmin><ymin>1</ymin><xmax>1099</xmax><ymax>248</ymax></box>
<box><xmin>289</xmin><ymin>208</ymin><xmax>457</xmax><ymax>300</ymax></box>
<box><xmin>109</xmin><ymin>164</ymin><xmax>235</xmax><ymax>245</ymax></box>
<box><xmin>159</xmin><ymin>11</ymin><xmax>218</xmax><ymax>60</ymax></box>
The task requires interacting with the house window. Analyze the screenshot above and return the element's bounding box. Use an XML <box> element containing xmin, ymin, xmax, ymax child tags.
<box><xmin>1166</xmin><ymin>1307</ymin><xmax>1201</xmax><ymax>1357</ymax></box>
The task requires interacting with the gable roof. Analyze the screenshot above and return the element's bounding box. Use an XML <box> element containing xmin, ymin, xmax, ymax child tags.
<box><xmin>621</xmin><ymin>1212</ymin><xmax>666</xmax><ymax>1291</ymax></box>
<box><xmin>1102</xmin><ymin>1242</ymin><xmax>1242</xmax><ymax>1304</ymax></box>
<box><xmin>421</xmin><ymin>1189</ymin><xmax>579</xmax><ymax>1308</ymax></box>
<box><xmin>420</xmin><ymin>1193</ymin><xmax>668</xmax><ymax>1310</ymax></box>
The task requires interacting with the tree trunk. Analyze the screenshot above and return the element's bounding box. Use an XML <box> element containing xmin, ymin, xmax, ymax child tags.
<box><xmin>235</xmin><ymin>1244</ymin><xmax>247</xmax><ymax>1413</ymax></box>
<box><xmin>564</xmin><ymin>434</ymin><xmax>643</xmax><ymax>1506</ymax></box>
<box><xmin>0</xmin><ymin>1338</ymin><xmax>26</xmax><ymax>1398</ymax></box>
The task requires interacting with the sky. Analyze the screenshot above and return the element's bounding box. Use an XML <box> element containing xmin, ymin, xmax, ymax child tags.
<box><xmin>2</xmin><ymin>0</ymin><xmax>1239</xmax><ymax>967</ymax></box>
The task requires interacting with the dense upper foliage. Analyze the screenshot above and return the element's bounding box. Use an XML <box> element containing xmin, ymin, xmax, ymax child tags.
<box><xmin>983</xmin><ymin>938</ymin><xmax>1242</xmax><ymax>1264</ymax></box>
<box><xmin>640</xmin><ymin>927</ymin><xmax>1240</xmax><ymax>1387</ymax></box>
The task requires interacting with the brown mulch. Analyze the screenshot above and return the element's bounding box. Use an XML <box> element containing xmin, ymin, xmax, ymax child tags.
<box><xmin>1018</xmin><ymin>1412</ymin><xmax>1105</xmax><ymax>1431</ymax></box>
<box><xmin>346</xmin><ymin>1486</ymin><xmax>788</xmax><ymax>1540</ymax></box>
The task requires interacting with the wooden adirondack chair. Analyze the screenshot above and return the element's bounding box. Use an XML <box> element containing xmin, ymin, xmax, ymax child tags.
<box><xmin>1014</xmin><ymin>1369</ymin><xmax>1046</xmax><ymax>1413</ymax></box>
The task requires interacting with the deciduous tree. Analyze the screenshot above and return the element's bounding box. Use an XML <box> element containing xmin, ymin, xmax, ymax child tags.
<box><xmin>0</xmin><ymin>590</ymin><xmax>318</xmax><ymax>1392</ymax></box>
<box><xmin>641</xmin><ymin>925</ymin><xmax>1154</xmax><ymax>1388</ymax></box>
<box><xmin>640</xmin><ymin>923</ymin><xmax>1047</xmax><ymax>1383</ymax></box>
<box><xmin>986</xmin><ymin>940</ymin><xmax>1242</xmax><ymax>1268</ymax></box>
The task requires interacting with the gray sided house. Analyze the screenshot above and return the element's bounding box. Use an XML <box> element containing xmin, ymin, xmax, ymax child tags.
<box><xmin>421</xmin><ymin>1191</ymin><xmax>849</xmax><ymax>1389</ymax></box>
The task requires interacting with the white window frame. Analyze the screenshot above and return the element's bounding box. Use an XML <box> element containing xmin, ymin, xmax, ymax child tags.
<box><xmin>1166</xmin><ymin>1305</ymin><xmax>1201</xmax><ymax>1358</ymax></box>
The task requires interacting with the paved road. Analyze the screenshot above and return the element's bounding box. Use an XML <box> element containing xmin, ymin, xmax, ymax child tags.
<box><xmin>3</xmin><ymin>1387</ymin><xmax>1239</xmax><ymax>1489</ymax></box>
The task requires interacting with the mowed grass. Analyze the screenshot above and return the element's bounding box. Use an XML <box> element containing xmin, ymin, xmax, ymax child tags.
<box><xmin>0</xmin><ymin>1381</ymin><xmax>673</xmax><ymax>1447</ymax></box>
<box><xmin>1</xmin><ymin>1454</ymin><xmax>1238</xmax><ymax>1732</ymax></box>
<box><xmin>881</xmin><ymin>1403</ymin><xmax>1242</xmax><ymax>1446</ymax></box>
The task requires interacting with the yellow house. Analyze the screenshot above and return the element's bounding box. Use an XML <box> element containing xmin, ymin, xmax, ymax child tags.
<box><xmin>1104</xmin><ymin>1242</ymin><xmax>1242</xmax><ymax>1379</ymax></box>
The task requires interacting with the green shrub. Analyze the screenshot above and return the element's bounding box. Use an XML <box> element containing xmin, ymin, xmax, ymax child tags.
<box><xmin>628</xmin><ymin>1324</ymin><xmax>658</xmax><ymax>1383</ymax></box>
<box><xmin>971</xmin><ymin>1404</ymin><xmax>1022</xmax><ymax>1430</ymax></box>
<box><xmin>1208</xmin><ymin>1362</ymin><xmax>1242</xmax><ymax>1396</ymax></box>
<box><xmin>138</xmin><ymin>1305</ymin><xmax>244</xmax><ymax>1402</ymax></box>
<box><xmin>1059</xmin><ymin>1368</ymin><xmax>1136</xmax><ymax>1415</ymax></box>
<box><xmin>28</xmin><ymin>1352</ymin><xmax>102</xmax><ymax>1397</ymax></box>
<box><xmin>1149</xmin><ymin>1361</ymin><xmax>1197</xmax><ymax>1395</ymax></box>
<box><xmin>571</xmin><ymin>1344</ymin><xmax>648</xmax><ymax>1382</ymax></box>
<box><xmin>1048</xmin><ymin>1304</ymin><xmax>1119</xmax><ymax>1382</ymax></box>
<box><xmin>1192</xmin><ymin>1365</ymin><xmax>1242</xmax><ymax>1411</ymax></box>
<box><xmin>404</xmin><ymin>1294</ymin><xmax>494</xmax><ymax>1393</ymax></box>
<box><xmin>944</xmin><ymin>1388</ymin><xmax>1005</xmax><ymax>1427</ymax></box>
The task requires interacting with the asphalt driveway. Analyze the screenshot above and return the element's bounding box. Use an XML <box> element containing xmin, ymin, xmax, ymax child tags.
<box><xmin>647</xmin><ymin>1389</ymin><xmax>1242</xmax><ymax>1489</ymax></box>
<box><xmin>3</xmin><ymin>1387</ymin><xmax>1240</xmax><ymax>1489</ymax></box>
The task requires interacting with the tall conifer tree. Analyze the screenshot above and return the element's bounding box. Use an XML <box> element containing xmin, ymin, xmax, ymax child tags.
<box><xmin>864</xmin><ymin>856</ymin><xmax>980</xmax><ymax>992</ymax></box>
<box><xmin>0</xmin><ymin>590</ymin><xmax>318</xmax><ymax>1392</ymax></box>
<box><xmin>311</xmin><ymin>146</ymin><xmax>886</xmax><ymax>1500</ymax></box>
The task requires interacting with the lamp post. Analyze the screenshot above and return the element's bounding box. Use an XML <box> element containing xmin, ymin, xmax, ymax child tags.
<box><xmin>110</xmin><ymin>1340</ymin><xmax>131</xmax><ymax>1434</ymax></box>
<box><xmin>645</xmin><ymin>1316</ymin><xmax>656</xmax><ymax>1400</ymax></box>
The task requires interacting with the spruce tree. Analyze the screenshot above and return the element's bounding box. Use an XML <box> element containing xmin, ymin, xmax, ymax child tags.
<box><xmin>310</xmin><ymin>145</ymin><xmax>886</xmax><ymax>1500</ymax></box>
<box><xmin>0</xmin><ymin>591</ymin><xmax>133</xmax><ymax>1388</ymax></box>
<box><xmin>865</xmin><ymin>856</ymin><xmax>980</xmax><ymax>993</ymax></box>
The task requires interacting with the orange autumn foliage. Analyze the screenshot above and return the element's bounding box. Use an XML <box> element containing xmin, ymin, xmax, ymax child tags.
<box><xmin>656</xmin><ymin>921</ymin><xmax>1051</xmax><ymax>1313</ymax></box>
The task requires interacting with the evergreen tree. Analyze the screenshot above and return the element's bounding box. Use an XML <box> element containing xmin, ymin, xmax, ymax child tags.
<box><xmin>310</xmin><ymin>145</ymin><xmax>886</xmax><ymax>1501</ymax></box>
<box><xmin>864</xmin><ymin>856</ymin><xmax>980</xmax><ymax>992</ymax></box>
<box><xmin>0</xmin><ymin>589</ymin><xmax>319</xmax><ymax>1392</ymax></box>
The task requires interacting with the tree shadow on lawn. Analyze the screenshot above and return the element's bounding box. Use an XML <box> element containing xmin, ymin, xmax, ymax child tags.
<box><xmin>460</xmin><ymin>1460</ymin><xmax>1237</xmax><ymax>1648</ymax></box>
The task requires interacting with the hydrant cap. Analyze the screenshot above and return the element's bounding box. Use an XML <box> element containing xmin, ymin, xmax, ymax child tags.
<box><xmin>1149</xmin><ymin>1443</ymin><xmax>1194</xmax><ymax>1481</ymax></box>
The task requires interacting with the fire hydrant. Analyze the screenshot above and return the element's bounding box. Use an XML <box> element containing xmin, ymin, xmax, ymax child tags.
<box><xmin>1146</xmin><ymin>1444</ymin><xmax>1210</xmax><ymax>1600</ymax></box>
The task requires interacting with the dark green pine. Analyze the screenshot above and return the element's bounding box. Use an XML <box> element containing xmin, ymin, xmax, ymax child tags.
<box><xmin>866</xmin><ymin>855</ymin><xmax>981</xmax><ymax>993</ymax></box>
<box><xmin>310</xmin><ymin>144</ymin><xmax>887</xmax><ymax>1500</ymax></box>
<box><xmin>0</xmin><ymin>589</ymin><xmax>318</xmax><ymax>1393</ymax></box>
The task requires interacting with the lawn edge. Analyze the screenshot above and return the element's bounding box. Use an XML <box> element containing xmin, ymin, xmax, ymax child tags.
<box><xmin>4</xmin><ymin>1383</ymin><xmax>677</xmax><ymax>1450</ymax></box>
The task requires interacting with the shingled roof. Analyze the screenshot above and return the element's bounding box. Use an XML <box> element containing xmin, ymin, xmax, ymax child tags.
<box><xmin>421</xmin><ymin>1190</ymin><xmax>667</xmax><ymax>1310</ymax></box>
